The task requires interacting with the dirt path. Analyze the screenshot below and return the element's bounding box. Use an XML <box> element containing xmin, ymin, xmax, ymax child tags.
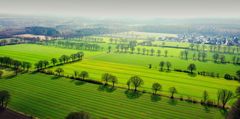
<box><xmin>0</xmin><ymin>109</ymin><xmax>32</xmax><ymax>119</ymax></box>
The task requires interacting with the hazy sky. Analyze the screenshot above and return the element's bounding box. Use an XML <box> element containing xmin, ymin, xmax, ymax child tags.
<box><xmin>0</xmin><ymin>0</ymin><xmax>239</xmax><ymax>18</ymax></box>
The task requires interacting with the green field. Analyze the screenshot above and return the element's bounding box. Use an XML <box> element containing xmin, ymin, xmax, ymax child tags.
<box><xmin>0</xmin><ymin>44</ymin><xmax>239</xmax><ymax>102</ymax></box>
<box><xmin>0</xmin><ymin>42</ymin><xmax>239</xmax><ymax>118</ymax></box>
<box><xmin>0</xmin><ymin>73</ymin><xmax>226</xmax><ymax>119</ymax></box>
<box><xmin>0</xmin><ymin>44</ymin><xmax>101</xmax><ymax>64</ymax></box>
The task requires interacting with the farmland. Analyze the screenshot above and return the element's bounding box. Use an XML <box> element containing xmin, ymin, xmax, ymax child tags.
<box><xmin>0</xmin><ymin>44</ymin><xmax>239</xmax><ymax>101</ymax></box>
<box><xmin>0</xmin><ymin>34</ymin><xmax>239</xmax><ymax>118</ymax></box>
<box><xmin>0</xmin><ymin>73</ymin><xmax>226</xmax><ymax>119</ymax></box>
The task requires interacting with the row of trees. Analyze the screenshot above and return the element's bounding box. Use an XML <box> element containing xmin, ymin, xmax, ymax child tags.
<box><xmin>189</xmin><ymin>43</ymin><xmax>240</xmax><ymax>54</ymax></box>
<box><xmin>115</xmin><ymin>45</ymin><xmax>169</xmax><ymax>57</ymax></box>
<box><xmin>224</xmin><ymin>70</ymin><xmax>240</xmax><ymax>81</ymax></box>
<box><xmin>212</xmin><ymin>53</ymin><xmax>227</xmax><ymax>63</ymax></box>
<box><xmin>42</xmin><ymin>40</ymin><xmax>101</xmax><ymax>51</ymax></box>
<box><xmin>0</xmin><ymin>56</ymin><xmax>31</xmax><ymax>75</ymax></box>
<box><xmin>201</xmin><ymin>89</ymin><xmax>234</xmax><ymax>108</ymax></box>
<box><xmin>159</xmin><ymin>61</ymin><xmax>172</xmax><ymax>71</ymax></box>
<box><xmin>35</xmin><ymin>52</ymin><xmax>84</xmax><ymax>71</ymax></box>
<box><xmin>180</xmin><ymin>50</ymin><xmax>207</xmax><ymax>62</ymax></box>
<box><xmin>47</xmin><ymin>67</ymin><xmax>236</xmax><ymax>109</ymax></box>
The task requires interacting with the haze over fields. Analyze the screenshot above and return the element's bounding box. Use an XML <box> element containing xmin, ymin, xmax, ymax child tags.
<box><xmin>0</xmin><ymin>0</ymin><xmax>240</xmax><ymax>119</ymax></box>
<box><xmin>0</xmin><ymin>0</ymin><xmax>240</xmax><ymax>18</ymax></box>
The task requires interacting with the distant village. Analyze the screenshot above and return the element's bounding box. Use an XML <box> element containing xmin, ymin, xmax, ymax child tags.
<box><xmin>171</xmin><ymin>34</ymin><xmax>240</xmax><ymax>46</ymax></box>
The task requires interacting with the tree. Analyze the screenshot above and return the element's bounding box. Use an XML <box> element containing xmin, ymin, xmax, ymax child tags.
<box><xmin>0</xmin><ymin>70</ymin><xmax>3</xmax><ymax>78</ymax></box>
<box><xmin>43</xmin><ymin>60</ymin><xmax>49</xmax><ymax>68</ymax></box>
<box><xmin>137</xmin><ymin>47</ymin><xmax>141</xmax><ymax>54</ymax></box>
<box><xmin>201</xmin><ymin>52</ymin><xmax>207</xmax><ymax>61</ymax></box>
<box><xmin>169</xmin><ymin>87</ymin><xmax>177</xmax><ymax>98</ymax></box>
<box><xmin>55</xmin><ymin>68</ymin><xmax>64</xmax><ymax>76</ymax></box>
<box><xmin>51</xmin><ymin>58</ymin><xmax>57</xmax><ymax>66</ymax></box>
<box><xmin>157</xmin><ymin>49</ymin><xmax>161</xmax><ymax>56</ymax></box>
<box><xmin>202</xmin><ymin>90</ymin><xmax>209</xmax><ymax>104</ymax></box>
<box><xmin>159</xmin><ymin>61</ymin><xmax>165</xmax><ymax>71</ymax></box>
<box><xmin>184</xmin><ymin>50</ymin><xmax>188</xmax><ymax>60</ymax></box>
<box><xmin>130</xmin><ymin>47</ymin><xmax>135</xmax><ymax>54</ymax></box>
<box><xmin>212</xmin><ymin>53</ymin><xmax>219</xmax><ymax>62</ymax></box>
<box><xmin>79</xmin><ymin>71</ymin><xmax>89</xmax><ymax>80</ymax></box>
<box><xmin>65</xmin><ymin>111</ymin><xmax>90</xmax><ymax>119</ymax></box>
<box><xmin>164</xmin><ymin>50</ymin><xmax>168</xmax><ymax>57</ymax></box>
<box><xmin>189</xmin><ymin>44</ymin><xmax>194</xmax><ymax>50</ymax></box>
<box><xmin>220</xmin><ymin>55</ymin><xmax>226</xmax><ymax>63</ymax></box>
<box><xmin>217</xmin><ymin>89</ymin><xmax>234</xmax><ymax>108</ymax></box>
<box><xmin>150</xmin><ymin>48</ymin><xmax>155</xmax><ymax>56</ymax></box>
<box><xmin>0</xmin><ymin>90</ymin><xmax>10</xmax><ymax>109</ymax></box>
<box><xmin>142</xmin><ymin>48</ymin><xmax>146</xmax><ymax>55</ymax></box>
<box><xmin>188</xmin><ymin>63</ymin><xmax>196</xmax><ymax>74</ymax></box>
<box><xmin>110</xmin><ymin>75</ymin><xmax>118</xmax><ymax>87</ymax></box>
<box><xmin>13</xmin><ymin>60</ymin><xmax>21</xmax><ymax>75</ymax></box>
<box><xmin>166</xmin><ymin>61</ymin><xmax>171</xmax><ymax>71</ymax></box>
<box><xmin>25</xmin><ymin>62</ymin><xmax>32</xmax><ymax>72</ymax></box>
<box><xmin>102</xmin><ymin>73</ymin><xmax>111</xmax><ymax>85</ymax></box>
<box><xmin>236</xmin><ymin>70</ymin><xmax>240</xmax><ymax>80</ymax></box>
<box><xmin>74</xmin><ymin>71</ymin><xmax>78</xmax><ymax>78</ymax></box>
<box><xmin>108</xmin><ymin>46</ymin><xmax>112</xmax><ymax>53</ymax></box>
<box><xmin>152</xmin><ymin>83</ymin><xmax>161</xmax><ymax>95</ymax></box>
<box><xmin>60</xmin><ymin>55</ymin><xmax>69</xmax><ymax>63</ymax></box>
<box><xmin>70</xmin><ymin>54</ymin><xmax>76</xmax><ymax>61</ymax></box>
<box><xmin>129</xmin><ymin>76</ymin><xmax>144</xmax><ymax>92</ymax></box>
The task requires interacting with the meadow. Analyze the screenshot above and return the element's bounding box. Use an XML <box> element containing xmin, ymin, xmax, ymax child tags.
<box><xmin>0</xmin><ymin>44</ymin><xmax>102</xmax><ymax>64</ymax></box>
<box><xmin>0</xmin><ymin>73</ymin><xmax>226</xmax><ymax>119</ymax></box>
<box><xmin>0</xmin><ymin>38</ymin><xmax>239</xmax><ymax>119</ymax></box>
<box><xmin>0</xmin><ymin>44</ymin><xmax>239</xmax><ymax>102</ymax></box>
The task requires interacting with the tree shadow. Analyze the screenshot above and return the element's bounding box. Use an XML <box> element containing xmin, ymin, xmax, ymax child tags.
<box><xmin>188</xmin><ymin>73</ymin><xmax>197</xmax><ymax>77</ymax></box>
<box><xmin>168</xmin><ymin>99</ymin><xmax>178</xmax><ymax>106</ymax></box>
<box><xmin>51</xmin><ymin>76</ymin><xmax>60</xmax><ymax>80</ymax></box>
<box><xmin>219</xmin><ymin>108</ymin><xmax>228</xmax><ymax>117</ymax></box>
<box><xmin>30</xmin><ymin>71</ymin><xmax>38</xmax><ymax>74</ymax></box>
<box><xmin>124</xmin><ymin>90</ymin><xmax>142</xmax><ymax>99</ymax></box>
<box><xmin>151</xmin><ymin>94</ymin><xmax>161</xmax><ymax>102</ymax></box>
<box><xmin>166</xmin><ymin>70</ymin><xmax>171</xmax><ymax>73</ymax></box>
<box><xmin>74</xmin><ymin>80</ymin><xmax>86</xmax><ymax>86</ymax></box>
<box><xmin>5</xmin><ymin>74</ymin><xmax>16</xmax><ymax>79</ymax></box>
<box><xmin>203</xmin><ymin>105</ymin><xmax>210</xmax><ymax>113</ymax></box>
<box><xmin>97</xmin><ymin>85</ymin><xmax>116</xmax><ymax>93</ymax></box>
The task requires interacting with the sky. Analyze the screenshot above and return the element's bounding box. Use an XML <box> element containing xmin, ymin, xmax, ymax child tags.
<box><xmin>0</xmin><ymin>0</ymin><xmax>240</xmax><ymax>18</ymax></box>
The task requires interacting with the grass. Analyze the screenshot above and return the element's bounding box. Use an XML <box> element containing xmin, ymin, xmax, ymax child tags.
<box><xmin>0</xmin><ymin>44</ymin><xmax>102</xmax><ymax>64</ymax></box>
<box><xmin>51</xmin><ymin>58</ymin><xmax>239</xmax><ymax>102</ymax></box>
<box><xmin>92</xmin><ymin>53</ymin><xmax>239</xmax><ymax>76</ymax></box>
<box><xmin>0</xmin><ymin>44</ymin><xmax>239</xmax><ymax>102</ymax></box>
<box><xmin>0</xmin><ymin>73</ymin><xmax>226</xmax><ymax>119</ymax></box>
